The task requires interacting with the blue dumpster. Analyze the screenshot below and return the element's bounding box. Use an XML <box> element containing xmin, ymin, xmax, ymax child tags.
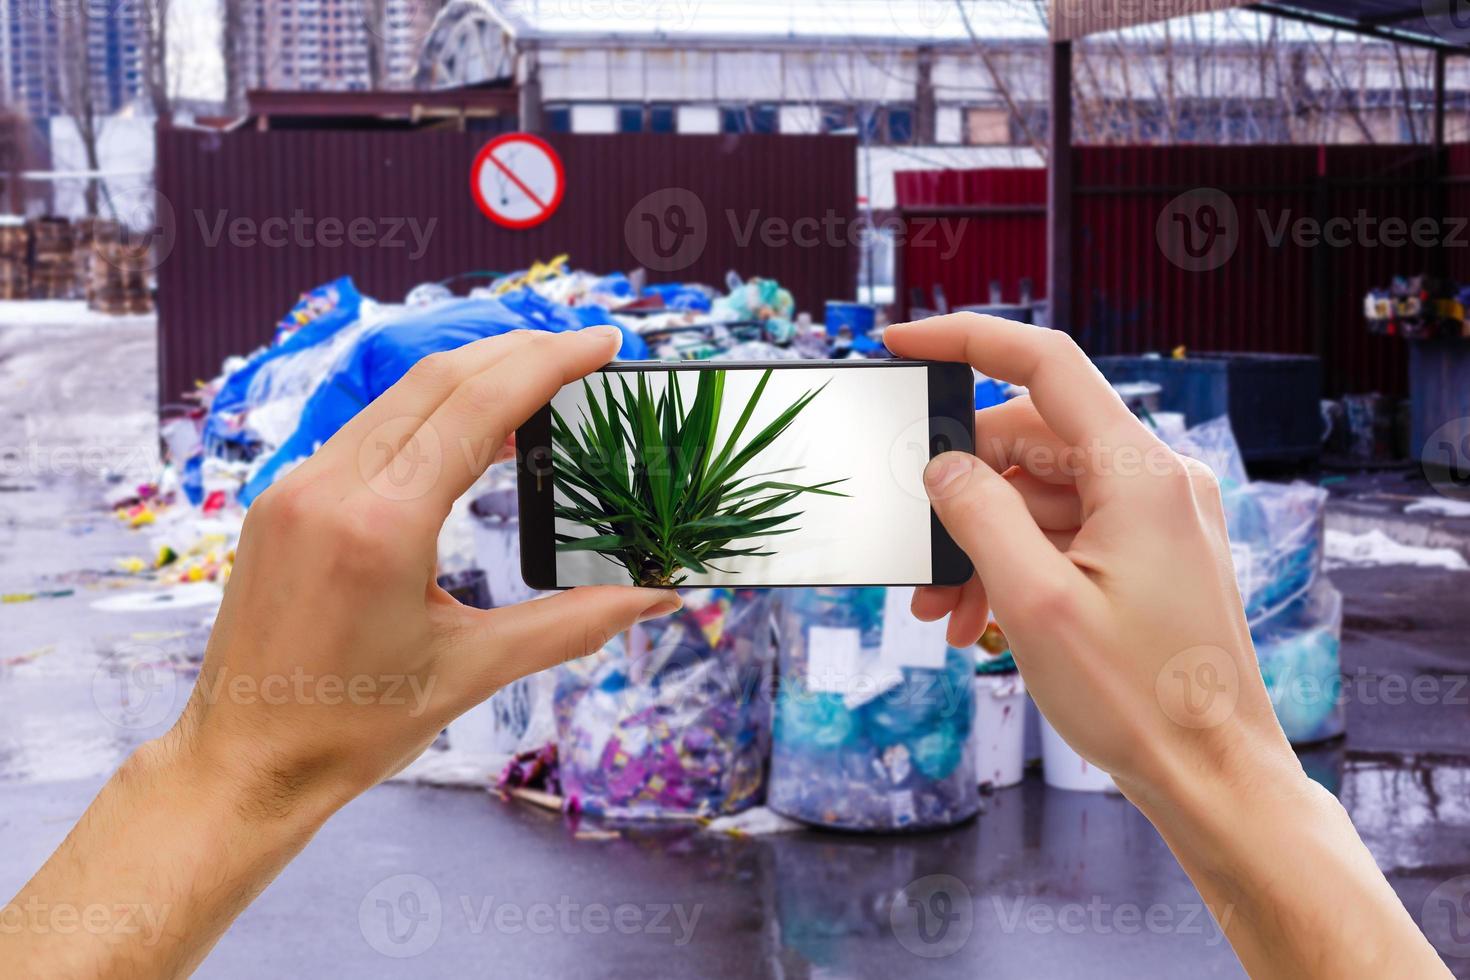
<box><xmin>1093</xmin><ymin>353</ymin><xmax>1322</xmax><ymax>465</ymax></box>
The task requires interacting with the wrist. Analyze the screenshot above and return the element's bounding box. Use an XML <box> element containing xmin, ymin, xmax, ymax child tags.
<box><xmin>1122</xmin><ymin>724</ymin><xmax>1310</xmax><ymax>819</ymax></box>
<box><xmin>1122</xmin><ymin>731</ymin><xmax>1330</xmax><ymax>912</ymax></box>
<box><xmin>1130</xmin><ymin>751</ymin><xmax>1321</xmax><ymax>851</ymax></box>
<box><xmin>132</xmin><ymin>724</ymin><xmax>339</xmax><ymax>849</ymax></box>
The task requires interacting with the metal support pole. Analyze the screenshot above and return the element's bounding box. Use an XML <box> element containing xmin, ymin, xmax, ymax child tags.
<box><xmin>1434</xmin><ymin>48</ymin><xmax>1448</xmax><ymax>150</ymax></box>
<box><xmin>1047</xmin><ymin>40</ymin><xmax>1074</xmax><ymax>334</ymax></box>
<box><xmin>518</xmin><ymin>44</ymin><xmax>543</xmax><ymax>134</ymax></box>
<box><xmin>1433</xmin><ymin>49</ymin><xmax>1450</xmax><ymax>279</ymax></box>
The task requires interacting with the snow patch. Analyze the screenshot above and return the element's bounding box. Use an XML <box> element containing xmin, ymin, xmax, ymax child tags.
<box><xmin>705</xmin><ymin>806</ymin><xmax>806</xmax><ymax>836</ymax></box>
<box><xmin>1405</xmin><ymin>497</ymin><xmax>1470</xmax><ymax>519</ymax></box>
<box><xmin>0</xmin><ymin>300</ymin><xmax>153</xmax><ymax>328</ymax></box>
<box><xmin>92</xmin><ymin>583</ymin><xmax>225</xmax><ymax>613</ymax></box>
<box><xmin>389</xmin><ymin>746</ymin><xmax>506</xmax><ymax>789</ymax></box>
<box><xmin>1325</xmin><ymin>529</ymin><xmax>1469</xmax><ymax>572</ymax></box>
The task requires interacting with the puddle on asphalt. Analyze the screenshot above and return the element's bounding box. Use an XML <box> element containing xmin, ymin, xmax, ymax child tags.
<box><xmin>0</xmin><ymin>632</ymin><xmax>201</xmax><ymax>784</ymax></box>
<box><xmin>1344</xmin><ymin>612</ymin><xmax>1423</xmax><ymax>632</ymax></box>
<box><xmin>1299</xmin><ymin>744</ymin><xmax>1470</xmax><ymax>872</ymax></box>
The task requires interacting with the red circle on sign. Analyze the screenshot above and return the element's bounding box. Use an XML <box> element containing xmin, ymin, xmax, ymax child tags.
<box><xmin>470</xmin><ymin>133</ymin><xmax>566</xmax><ymax>230</ymax></box>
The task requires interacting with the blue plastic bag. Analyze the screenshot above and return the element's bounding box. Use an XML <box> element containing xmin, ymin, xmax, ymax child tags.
<box><xmin>239</xmin><ymin>289</ymin><xmax>647</xmax><ymax>505</ymax></box>
<box><xmin>203</xmin><ymin>277</ymin><xmax>364</xmax><ymax>452</ymax></box>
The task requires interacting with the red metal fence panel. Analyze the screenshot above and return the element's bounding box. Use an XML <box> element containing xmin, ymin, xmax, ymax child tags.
<box><xmin>155</xmin><ymin>130</ymin><xmax>858</xmax><ymax>406</ymax></box>
<box><xmin>894</xmin><ymin>167</ymin><xmax>1047</xmax><ymax>312</ymax></box>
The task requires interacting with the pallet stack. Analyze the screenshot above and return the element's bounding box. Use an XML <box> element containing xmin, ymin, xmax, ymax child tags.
<box><xmin>88</xmin><ymin>227</ymin><xmax>154</xmax><ymax>315</ymax></box>
<box><xmin>0</xmin><ymin>218</ymin><xmax>29</xmax><ymax>300</ymax></box>
<box><xmin>28</xmin><ymin>216</ymin><xmax>77</xmax><ymax>300</ymax></box>
<box><xmin>75</xmin><ymin>217</ymin><xmax>106</xmax><ymax>294</ymax></box>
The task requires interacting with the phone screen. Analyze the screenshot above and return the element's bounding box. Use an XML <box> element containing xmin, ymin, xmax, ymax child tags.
<box><xmin>518</xmin><ymin>360</ymin><xmax>974</xmax><ymax>590</ymax></box>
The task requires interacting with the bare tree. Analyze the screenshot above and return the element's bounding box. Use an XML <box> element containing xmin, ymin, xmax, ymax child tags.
<box><xmin>360</xmin><ymin>0</ymin><xmax>391</xmax><ymax>89</ymax></box>
<box><xmin>135</xmin><ymin>0</ymin><xmax>173</xmax><ymax>123</ymax></box>
<box><xmin>1009</xmin><ymin>0</ymin><xmax>1438</xmax><ymax>148</ymax></box>
<box><xmin>222</xmin><ymin>0</ymin><xmax>252</xmax><ymax>114</ymax></box>
<box><xmin>54</xmin><ymin>7</ymin><xmax>105</xmax><ymax>215</ymax></box>
<box><xmin>954</xmin><ymin>1</ymin><xmax>1046</xmax><ymax>155</ymax></box>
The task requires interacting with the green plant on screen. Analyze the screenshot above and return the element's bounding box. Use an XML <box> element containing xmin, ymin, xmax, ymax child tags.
<box><xmin>551</xmin><ymin>369</ymin><xmax>847</xmax><ymax>587</ymax></box>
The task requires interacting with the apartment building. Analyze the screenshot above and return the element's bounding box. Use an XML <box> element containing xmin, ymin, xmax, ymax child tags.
<box><xmin>1</xmin><ymin>0</ymin><xmax>144</xmax><ymax>119</ymax></box>
<box><xmin>239</xmin><ymin>0</ymin><xmax>441</xmax><ymax>92</ymax></box>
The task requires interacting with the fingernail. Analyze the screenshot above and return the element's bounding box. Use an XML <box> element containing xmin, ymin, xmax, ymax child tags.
<box><xmin>924</xmin><ymin>453</ymin><xmax>975</xmax><ymax>497</ymax></box>
<box><xmin>585</xmin><ymin>325</ymin><xmax>624</xmax><ymax>348</ymax></box>
<box><xmin>635</xmin><ymin>594</ymin><xmax>683</xmax><ymax>623</ymax></box>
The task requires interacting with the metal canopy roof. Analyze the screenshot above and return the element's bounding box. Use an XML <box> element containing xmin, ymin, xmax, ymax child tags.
<box><xmin>1052</xmin><ymin>0</ymin><xmax>1470</xmax><ymax>50</ymax></box>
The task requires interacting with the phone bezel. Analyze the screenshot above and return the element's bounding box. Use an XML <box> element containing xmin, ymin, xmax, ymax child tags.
<box><xmin>516</xmin><ymin>358</ymin><xmax>976</xmax><ymax>590</ymax></box>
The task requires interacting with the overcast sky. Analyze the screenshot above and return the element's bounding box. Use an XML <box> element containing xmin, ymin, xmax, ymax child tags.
<box><xmin>490</xmin><ymin>0</ymin><xmax>1337</xmax><ymax>41</ymax></box>
<box><xmin>172</xmin><ymin>0</ymin><xmax>224</xmax><ymax>103</ymax></box>
<box><xmin>169</xmin><ymin>0</ymin><xmax>1343</xmax><ymax>104</ymax></box>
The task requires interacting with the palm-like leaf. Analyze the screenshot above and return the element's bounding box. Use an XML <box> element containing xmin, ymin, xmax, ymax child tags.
<box><xmin>551</xmin><ymin>369</ymin><xmax>847</xmax><ymax>587</ymax></box>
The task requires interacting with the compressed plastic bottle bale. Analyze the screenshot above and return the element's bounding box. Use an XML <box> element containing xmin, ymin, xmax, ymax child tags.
<box><xmin>768</xmin><ymin>588</ymin><xmax>980</xmax><ymax>832</ymax></box>
<box><xmin>1221</xmin><ymin>480</ymin><xmax>1328</xmax><ymax>624</ymax></box>
<box><xmin>553</xmin><ymin>589</ymin><xmax>775</xmax><ymax>819</ymax></box>
<box><xmin>1252</xmin><ymin>581</ymin><xmax>1345</xmax><ymax>745</ymax></box>
<box><xmin>776</xmin><ymin>690</ymin><xmax>856</xmax><ymax>749</ymax></box>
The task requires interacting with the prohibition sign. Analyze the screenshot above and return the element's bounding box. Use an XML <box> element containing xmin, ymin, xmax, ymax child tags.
<box><xmin>470</xmin><ymin>133</ymin><xmax>566</xmax><ymax>229</ymax></box>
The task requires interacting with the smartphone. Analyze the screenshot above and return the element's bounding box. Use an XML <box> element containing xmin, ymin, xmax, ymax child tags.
<box><xmin>516</xmin><ymin>359</ymin><xmax>975</xmax><ymax>590</ymax></box>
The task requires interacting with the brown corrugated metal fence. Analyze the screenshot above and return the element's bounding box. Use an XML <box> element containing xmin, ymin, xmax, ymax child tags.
<box><xmin>896</xmin><ymin>144</ymin><xmax>1463</xmax><ymax>398</ymax></box>
<box><xmin>155</xmin><ymin>130</ymin><xmax>858</xmax><ymax>405</ymax></box>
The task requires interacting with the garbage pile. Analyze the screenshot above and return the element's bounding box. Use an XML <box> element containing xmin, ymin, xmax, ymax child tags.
<box><xmin>1364</xmin><ymin>274</ymin><xmax>1470</xmax><ymax>340</ymax></box>
<box><xmin>473</xmin><ymin>257</ymin><xmax>849</xmax><ymax>362</ymax></box>
<box><xmin>155</xmin><ymin>262</ymin><xmax>884</xmax><ymax>524</ymax></box>
<box><xmin>99</xmin><ymin>268</ymin><xmax>1349</xmax><ymax>832</ymax></box>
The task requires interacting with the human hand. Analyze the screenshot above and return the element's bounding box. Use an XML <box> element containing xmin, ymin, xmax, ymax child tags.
<box><xmin>172</xmin><ymin>326</ymin><xmax>682</xmax><ymax>819</ymax></box>
<box><xmin>1</xmin><ymin>328</ymin><xmax>685</xmax><ymax>979</ymax></box>
<box><xmin>887</xmin><ymin>314</ymin><xmax>1453</xmax><ymax>979</ymax></box>
<box><xmin>885</xmin><ymin>314</ymin><xmax>1294</xmax><ymax>807</ymax></box>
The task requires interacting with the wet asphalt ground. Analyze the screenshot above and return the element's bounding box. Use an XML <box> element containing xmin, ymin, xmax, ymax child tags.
<box><xmin>3</xmin><ymin>307</ymin><xmax>1469</xmax><ymax>978</ymax></box>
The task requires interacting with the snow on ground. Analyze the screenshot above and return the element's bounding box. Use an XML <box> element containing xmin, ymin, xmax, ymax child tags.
<box><xmin>0</xmin><ymin>302</ymin><xmax>159</xmax><ymax>484</ymax></box>
<box><xmin>1405</xmin><ymin>497</ymin><xmax>1470</xmax><ymax>519</ymax></box>
<box><xmin>0</xmin><ymin>300</ymin><xmax>154</xmax><ymax>329</ymax></box>
<box><xmin>1326</xmin><ymin>528</ymin><xmax>1470</xmax><ymax>572</ymax></box>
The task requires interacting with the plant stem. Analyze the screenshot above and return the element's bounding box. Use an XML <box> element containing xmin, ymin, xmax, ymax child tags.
<box><xmin>635</xmin><ymin>559</ymin><xmax>679</xmax><ymax>589</ymax></box>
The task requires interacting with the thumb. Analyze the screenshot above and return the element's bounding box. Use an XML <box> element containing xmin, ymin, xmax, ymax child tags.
<box><xmin>441</xmin><ymin>587</ymin><xmax>682</xmax><ymax>711</ymax></box>
<box><xmin>924</xmin><ymin>452</ymin><xmax>1081</xmax><ymax>619</ymax></box>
